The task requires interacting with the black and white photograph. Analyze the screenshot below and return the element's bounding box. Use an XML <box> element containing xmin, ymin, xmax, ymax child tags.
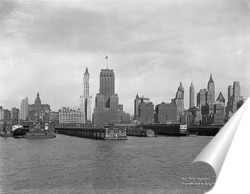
<box><xmin>0</xmin><ymin>0</ymin><xmax>250</xmax><ymax>193</ymax></box>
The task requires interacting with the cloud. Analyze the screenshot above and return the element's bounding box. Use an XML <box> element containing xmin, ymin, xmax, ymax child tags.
<box><xmin>0</xmin><ymin>0</ymin><xmax>249</xmax><ymax>114</ymax></box>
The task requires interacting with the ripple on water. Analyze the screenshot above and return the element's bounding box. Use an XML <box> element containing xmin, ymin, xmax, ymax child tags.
<box><xmin>0</xmin><ymin>135</ymin><xmax>215</xmax><ymax>194</ymax></box>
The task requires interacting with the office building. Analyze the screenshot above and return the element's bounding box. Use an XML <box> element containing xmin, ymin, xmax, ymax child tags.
<box><xmin>197</xmin><ymin>89</ymin><xmax>207</xmax><ymax>107</ymax></box>
<box><xmin>155</xmin><ymin>101</ymin><xmax>177</xmax><ymax>124</ymax></box>
<box><xmin>59</xmin><ymin>107</ymin><xmax>84</xmax><ymax>124</ymax></box>
<box><xmin>80</xmin><ymin>67</ymin><xmax>92</xmax><ymax>123</ymax></box>
<box><xmin>0</xmin><ymin>106</ymin><xmax>3</xmax><ymax>120</ymax></box>
<box><xmin>173</xmin><ymin>82</ymin><xmax>184</xmax><ymax>122</ymax></box>
<box><xmin>189</xmin><ymin>82</ymin><xmax>195</xmax><ymax>109</ymax></box>
<box><xmin>28</xmin><ymin>92</ymin><xmax>50</xmax><ymax>122</ymax></box>
<box><xmin>20</xmin><ymin>97</ymin><xmax>28</xmax><ymax>120</ymax></box>
<box><xmin>207</xmin><ymin>74</ymin><xmax>215</xmax><ymax>103</ymax></box>
<box><xmin>228</xmin><ymin>85</ymin><xmax>233</xmax><ymax>103</ymax></box>
<box><xmin>4</xmin><ymin>109</ymin><xmax>11</xmax><ymax>123</ymax></box>
<box><xmin>226</xmin><ymin>81</ymin><xmax>243</xmax><ymax>119</ymax></box>
<box><xmin>93</xmin><ymin>68</ymin><xmax>127</xmax><ymax>126</ymax></box>
<box><xmin>11</xmin><ymin>107</ymin><xmax>19</xmax><ymax>124</ymax></box>
<box><xmin>134</xmin><ymin>94</ymin><xmax>150</xmax><ymax>119</ymax></box>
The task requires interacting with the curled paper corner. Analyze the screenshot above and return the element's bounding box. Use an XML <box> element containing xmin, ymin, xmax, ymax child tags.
<box><xmin>192</xmin><ymin>97</ymin><xmax>250</xmax><ymax>194</ymax></box>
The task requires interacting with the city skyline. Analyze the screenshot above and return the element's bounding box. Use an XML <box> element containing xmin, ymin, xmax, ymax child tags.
<box><xmin>0</xmin><ymin>0</ymin><xmax>250</xmax><ymax>115</ymax></box>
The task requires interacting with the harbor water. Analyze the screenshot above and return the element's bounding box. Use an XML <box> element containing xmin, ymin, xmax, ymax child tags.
<box><xmin>0</xmin><ymin>135</ymin><xmax>216</xmax><ymax>194</ymax></box>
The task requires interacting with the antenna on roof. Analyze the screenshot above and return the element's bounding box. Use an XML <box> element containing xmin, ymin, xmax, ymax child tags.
<box><xmin>106</xmin><ymin>56</ymin><xmax>109</xmax><ymax>69</ymax></box>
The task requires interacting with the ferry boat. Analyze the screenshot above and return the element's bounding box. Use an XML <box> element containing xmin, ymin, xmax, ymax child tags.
<box><xmin>104</xmin><ymin>127</ymin><xmax>127</xmax><ymax>140</ymax></box>
<box><xmin>126</xmin><ymin>127</ymin><xmax>155</xmax><ymax>137</ymax></box>
<box><xmin>25</xmin><ymin>123</ymin><xmax>56</xmax><ymax>139</ymax></box>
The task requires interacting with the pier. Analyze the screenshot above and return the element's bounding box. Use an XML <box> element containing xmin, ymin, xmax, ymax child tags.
<box><xmin>140</xmin><ymin>124</ymin><xmax>188</xmax><ymax>136</ymax></box>
<box><xmin>55</xmin><ymin>124</ymin><xmax>127</xmax><ymax>140</ymax></box>
<box><xmin>139</xmin><ymin>124</ymin><xmax>222</xmax><ymax>136</ymax></box>
<box><xmin>187</xmin><ymin>125</ymin><xmax>222</xmax><ymax>136</ymax></box>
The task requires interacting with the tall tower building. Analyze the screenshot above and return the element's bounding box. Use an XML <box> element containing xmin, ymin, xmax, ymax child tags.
<box><xmin>189</xmin><ymin>82</ymin><xmax>195</xmax><ymax>108</ymax></box>
<box><xmin>226</xmin><ymin>81</ymin><xmax>243</xmax><ymax>119</ymax></box>
<box><xmin>232</xmin><ymin>81</ymin><xmax>241</xmax><ymax>113</ymax></box>
<box><xmin>133</xmin><ymin>94</ymin><xmax>153</xmax><ymax>124</ymax></box>
<box><xmin>20</xmin><ymin>97</ymin><xmax>28</xmax><ymax>120</ymax></box>
<box><xmin>0</xmin><ymin>106</ymin><xmax>4</xmax><ymax>120</ymax></box>
<box><xmin>228</xmin><ymin>85</ymin><xmax>233</xmax><ymax>103</ymax></box>
<box><xmin>233</xmin><ymin>81</ymin><xmax>241</xmax><ymax>103</ymax></box>
<box><xmin>207</xmin><ymin>73</ymin><xmax>215</xmax><ymax>103</ymax></box>
<box><xmin>197</xmin><ymin>89</ymin><xmax>207</xmax><ymax>107</ymax></box>
<box><xmin>93</xmin><ymin>68</ymin><xmax>123</xmax><ymax>125</ymax></box>
<box><xmin>174</xmin><ymin>82</ymin><xmax>184</xmax><ymax>122</ymax></box>
<box><xmin>134</xmin><ymin>94</ymin><xmax>150</xmax><ymax>119</ymax></box>
<box><xmin>99</xmin><ymin>69</ymin><xmax>116</xmax><ymax>108</ymax></box>
<box><xmin>83</xmin><ymin>67</ymin><xmax>90</xmax><ymax>98</ymax></box>
<box><xmin>80</xmin><ymin>67</ymin><xmax>92</xmax><ymax>123</ymax></box>
<box><xmin>134</xmin><ymin>94</ymin><xmax>141</xmax><ymax>118</ymax></box>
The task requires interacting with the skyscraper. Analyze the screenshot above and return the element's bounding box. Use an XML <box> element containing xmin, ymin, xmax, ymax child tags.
<box><xmin>80</xmin><ymin>67</ymin><xmax>92</xmax><ymax>123</ymax></box>
<box><xmin>197</xmin><ymin>89</ymin><xmax>207</xmax><ymax>107</ymax></box>
<box><xmin>225</xmin><ymin>81</ymin><xmax>243</xmax><ymax>120</ymax></box>
<box><xmin>228</xmin><ymin>85</ymin><xmax>233</xmax><ymax>103</ymax></box>
<box><xmin>0</xmin><ymin>106</ymin><xmax>4</xmax><ymax>120</ymax></box>
<box><xmin>20</xmin><ymin>97</ymin><xmax>28</xmax><ymax>120</ymax></box>
<box><xmin>207</xmin><ymin>74</ymin><xmax>215</xmax><ymax>103</ymax></box>
<box><xmin>232</xmin><ymin>81</ymin><xmax>241</xmax><ymax>112</ymax></box>
<box><xmin>233</xmin><ymin>81</ymin><xmax>241</xmax><ymax>103</ymax></box>
<box><xmin>93</xmin><ymin>68</ymin><xmax>126</xmax><ymax>125</ymax></box>
<box><xmin>174</xmin><ymin>82</ymin><xmax>184</xmax><ymax>122</ymax></box>
<box><xmin>216</xmin><ymin>92</ymin><xmax>225</xmax><ymax>104</ymax></box>
<box><xmin>134</xmin><ymin>94</ymin><xmax>150</xmax><ymax>119</ymax></box>
<box><xmin>134</xmin><ymin>94</ymin><xmax>153</xmax><ymax>124</ymax></box>
<box><xmin>11</xmin><ymin>107</ymin><xmax>19</xmax><ymax>124</ymax></box>
<box><xmin>189</xmin><ymin>82</ymin><xmax>195</xmax><ymax>109</ymax></box>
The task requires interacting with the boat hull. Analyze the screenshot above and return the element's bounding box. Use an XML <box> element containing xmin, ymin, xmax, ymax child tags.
<box><xmin>0</xmin><ymin>133</ymin><xmax>13</xmax><ymax>138</ymax></box>
<box><xmin>25</xmin><ymin>132</ymin><xmax>56</xmax><ymax>139</ymax></box>
<box><xmin>12</xmin><ymin>128</ymin><xmax>26</xmax><ymax>138</ymax></box>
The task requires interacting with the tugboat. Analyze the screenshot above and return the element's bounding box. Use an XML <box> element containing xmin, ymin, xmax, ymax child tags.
<box><xmin>25</xmin><ymin>122</ymin><xmax>56</xmax><ymax>139</ymax></box>
<box><xmin>12</xmin><ymin>124</ymin><xmax>26</xmax><ymax>138</ymax></box>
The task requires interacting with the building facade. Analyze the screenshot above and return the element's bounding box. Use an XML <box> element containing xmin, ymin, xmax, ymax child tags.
<box><xmin>11</xmin><ymin>107</ymin><xmax>19</xmax><ymax>124</ymax></box>
<box><xmin>19</xmin><ymin>97</ymin><xmax>28</xmax><ymax>121</ymax></box>
<box><xmin>226</xmin><ymin>81</ymin><xmax>243</xmax><ymax>120</ymax></box>
<box><xmin>138</xmin><ymin>101</ymin><xmax>154</xmax><ymax>124</ymax></box>
<box><xmin>49</xmin><ymin>111</ymin><xmax>59</xmax><ymax>124</ymax></box>
<box><xmin>197</xmin><ymin>89</ymin><xmax>207</xmax><ymax>107</ymax></box>
<box><xmin>28</xmin><ymin>92</ymin><xmax>50</xmax><ymax>122</ymax></box>
<box><xmin>4</xmin><ymin>109</ymin><xmax>11</xmax><ymax>123</ymax></box>
<box><xmin>189</xmin><ymin>82</ymin><xmax>195</xmax><ymax>109</ymax></box>
<box><xmin>134</xmin><ymin>94</ymin><xmax>150</xmax><ymax>119</ymax></box>
<box><xmin>93</xmin><ymin>68</ymin><xmax>128</xmax><ymax>126</ymax></box>
<box><xmin>228</xmin><ymin>85</ymin><xmax>233</xmax><ymax>103</ymax></box>
<box><xmin>80</xmin><ymin>67</ymin><xmax>92</xmax><ymax>123</ymax></box>
<box><xmin>0</xmin><ymin>106</ymin><xmax>4</xmax><ymax>120</ymax></box>
<box><xmin>201</xmin><ymin>92</ymin><xmax>225</xmax><ymax>125</ymax></box>
<box><xmin>207</xmin><ymin>74</ymin><xmax>215</xmax><ymax>103</ymax></box>
<box><xmin>155</xmin><ymin>102</ymin><xmax>177</xmax><ymax>124</ymax></box>
<box><xmin>173</xmin><ymin>82</ymin><xmax>184</xmax><ymax>122</ymax></box>
<box><xmin>59</xmin><ymin>107</ymin><xmax>84</xmax><ymax>124</ymax></box>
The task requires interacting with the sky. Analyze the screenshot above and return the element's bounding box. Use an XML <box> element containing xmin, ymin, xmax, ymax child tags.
<box><xmin>0</xmin><ymin>0</ymin><xmax>250</xmax><ymax>115</ymax></box>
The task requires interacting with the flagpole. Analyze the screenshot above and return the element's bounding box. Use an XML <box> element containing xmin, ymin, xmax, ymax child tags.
<box><xmin>106</xmin><ymin>56</ymin><xmax>109</xmax><ymax>69</ymax></box>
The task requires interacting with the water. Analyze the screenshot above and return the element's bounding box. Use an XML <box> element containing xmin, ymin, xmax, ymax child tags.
<box><xmin>0</xmin><ymin>135</ymin><xmax>216</xmax><ymax>194</ymax></box>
